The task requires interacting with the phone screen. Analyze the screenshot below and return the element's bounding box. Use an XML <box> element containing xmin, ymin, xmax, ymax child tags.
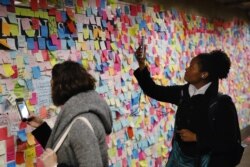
<box><xmin>16</xmin><ymin>100</ymin><xmax>29</xmax><ymax>120</ymax></box>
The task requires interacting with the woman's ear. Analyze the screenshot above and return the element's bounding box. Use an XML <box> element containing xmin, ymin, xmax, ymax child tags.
<box><xmin>201</xmin><ymin>72</ymin><xmax>209</xmax><ymax>79</ymax></box>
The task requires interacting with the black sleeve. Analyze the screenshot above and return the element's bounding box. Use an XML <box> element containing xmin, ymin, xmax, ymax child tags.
<box><xmin>134</xmin><ymin>67</ymin><xmax>183</xmax><ymax>105</ymax></box>
<box><xmin>31</xmin><ymin>122</ymin><xmax>52</xmax><ymax>148</ymax></box>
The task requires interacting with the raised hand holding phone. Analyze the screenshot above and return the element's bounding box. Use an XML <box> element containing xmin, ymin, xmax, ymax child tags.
<box><xmin>135</xmin><ymin>36</ymin><xmax>147</xmax><ymax>70</ymax></box>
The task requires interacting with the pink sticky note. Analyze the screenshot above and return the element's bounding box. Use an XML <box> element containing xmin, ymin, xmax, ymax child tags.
<box><xmin>0</xmin><ymin>127</ymin><xmax>7</xmax><ymax>140</ymax></box>
<box><xmin>6</xmin><ymin>136</ymin><xmax>15</xmax><ymax>161</ymax></box>
<box><xmin>29</xmin><ymin>92</ymin><xmax>37</xmax><ymax>105</ymax></box>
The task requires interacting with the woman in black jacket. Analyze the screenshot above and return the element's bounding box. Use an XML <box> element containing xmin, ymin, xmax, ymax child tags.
<box><xmin>134</xmin><ymin>47</ymin><xmax>241</xmax><ymax>167</ymax></box>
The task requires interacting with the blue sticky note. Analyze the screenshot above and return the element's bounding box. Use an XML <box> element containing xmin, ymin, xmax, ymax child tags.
<box><xmin>17</xmin><ymin>129</ymin><xmax>27</xmax><ymax>142</ymax></box>
<box><xmin>86</xmin><ymin>7</ymin><xmax>92</xmax><ymax>17</ymax></box>
<box><xmin>25</xmin><ymin>79</ymin><xmax>34</xmax><ymax>91</ymax></box>
<box><xmin>41</xmin><ymin>25</ymin><xmax>48</xmax><ymax>37</ymax></box>
<box><xmin>61</xmin><ymin>39</ymin><xmax>67</xmax><ymax>50</ymax></box>
<box><xmin>23</xmin><ymin>55</ymin><xmax>29</xmax><ymax>64</ymax></box>
<box><xmin>1</xmin><ymin>0</ymin><xmax>11</xmax><ymax>5</ymax></box>
<box><xmin>9</xmin><ymin>51</ymin><xmax>18</xmax><ymax>59</ymax></box>
<box><xmin>132</xmin><ymin>149</ymin><xmax>139</xmax><ymax>159</ymax></box>
<box><xmin>61</xmin><ymin>11</ymin><xmax>67</xmax><ymax>22</ymax></box>
<box><xmin>91</xmin><ymin>7</ymin><xmax>98</xmax><ymax>16</ymax></box>
<box><xmin>27</xmin><ymin>38</ymin><xmax>35</xmax><ymax>50</ymax></box>
<box><xmin>101</xmin><ymin>0</ymin><xmax>106</xmax><ymax>9</ymax></box>
<box><xmin>38</xmin><ymin>37</ymin><xmax>46</xmax><ymax>50</ymax></box>
<box><xmin>67</xmin><ymin>38</ymin><xmax>75</xmax><ymax>47</ymax></box>
<box><xmin>116</xmin><ymin>8</ymin><xmax>121</xmax><ymax>17</ymax></box>
<box><xmin>7</xmin><ymin>161</ymin><xmax>16</xmax><ymax>167</ymax></box>
<box><xmin>46</xmin><ymin>40</ymin><xmax>57</xmax><ymax>51</ymax></box>
<box><xmin>58</xmin><ymin>27</ymin><xmax>67</xmax><ymax>39</ymax></box>
<box><xmin>101</xmin><ymin>20</ymin><xmax>107</xmax><ymax>28</ymax></box>
<box><xmin>32</xmin><ymin>66</ymin><xmax>41</xmax><ymax>79</ymax></box>
<box><xmin>124</xmin><ymin>5</ymin><xmax>130</xmax><ymax>14</ymax></box>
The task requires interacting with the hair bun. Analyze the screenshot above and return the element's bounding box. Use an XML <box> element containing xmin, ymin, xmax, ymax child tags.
<box><xmin>209</xmin><ymin>50</ymin><xmax>231</xmax><ymax>79</ymax></box>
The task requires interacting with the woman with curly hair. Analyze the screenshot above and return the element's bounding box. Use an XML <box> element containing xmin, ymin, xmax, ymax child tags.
<box><xmin>28</xmin><ymin>61</ymin><xmax>113</xmax><ymax>167</ymax></box>
<box><xmin>134</xmin><ymin>48</ymin><xmax>242</xmax><ymax>167</ymax></box>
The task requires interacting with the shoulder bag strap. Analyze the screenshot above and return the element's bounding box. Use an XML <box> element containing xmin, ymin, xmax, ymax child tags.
<box><xmin>53</xmin><ymin>117</ymin><xmax>94</xmax><ymax>152</ymax></box>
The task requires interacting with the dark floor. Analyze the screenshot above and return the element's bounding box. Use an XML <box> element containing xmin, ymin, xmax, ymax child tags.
<box><xmin>237</xmin><ymin>126</ymin><xmax>250</xmax><ymax>167</ymax></box>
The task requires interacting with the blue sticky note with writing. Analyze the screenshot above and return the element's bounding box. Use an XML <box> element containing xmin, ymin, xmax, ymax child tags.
<box><xmin>32</xmin><ymin>66</ymin><xmax>41</xmax><ymax>79</ymax></box>
<box><xmin>27</xmin><ymin>38</ymin><xmax>35</xmax><ymax>50</ymax></box>
<box><xmin>38</xmin><ymin>37</ymin><xmax>46</xmax><ymax>50</ymax></box>
<box><xmin>17</xmin><ymin>129</ymin><xmax>27</xmax><ymax>142</ymax></box>
<box><xmin>41</xmin><ymin>25</ymin><xmax>48</xmax><ymax>37</ymax></box>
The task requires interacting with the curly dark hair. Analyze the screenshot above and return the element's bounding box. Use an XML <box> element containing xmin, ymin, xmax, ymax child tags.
<box><xmin>51</xmin><ymin>61</ymin><xmax>96</xmax><ymax>106</ymax></box>
<box><xmin>196</xmin><ymin>50</ymin><xmax>231</xmax><ymax>81</ymax></box>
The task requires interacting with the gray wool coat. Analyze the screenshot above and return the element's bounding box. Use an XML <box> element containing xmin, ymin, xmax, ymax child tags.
<box><xmin>45</xmin><ymin>90</ymin><xmax>113</xmax><ymax>167</ymax></box>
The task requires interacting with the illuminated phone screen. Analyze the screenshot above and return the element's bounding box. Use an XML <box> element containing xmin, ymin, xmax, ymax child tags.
<box><xmin>17</xmin><ymin>102</ymin><xmax>29</xmax><ymax>119</ymax></box>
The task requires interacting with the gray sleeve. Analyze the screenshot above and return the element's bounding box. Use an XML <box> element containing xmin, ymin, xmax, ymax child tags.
<box><xmin>68</xmin><ymin>120</ymin><xmax>103</xmax><ymax>167</ymax></box>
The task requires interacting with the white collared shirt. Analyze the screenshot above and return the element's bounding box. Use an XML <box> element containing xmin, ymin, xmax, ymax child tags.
<box><xmin>188</xmin><ymin>82</ymin><xmax>211</xmax><ymax>97</ymax></box>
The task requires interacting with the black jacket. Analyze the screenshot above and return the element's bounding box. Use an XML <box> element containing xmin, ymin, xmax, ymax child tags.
<box><xmin>134</xmin><ymin>67</ymin><xmax>240</xmax><ymax>167</ymax></box>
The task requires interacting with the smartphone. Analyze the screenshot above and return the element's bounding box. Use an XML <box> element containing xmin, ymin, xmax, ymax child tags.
<box><xmin>141</xmin><ymin>36</ymin><xmax>145</xmax><ymax>55</ymax></box>
<box><xmin>16</xmin><ymin>98</ymin><xmax>30</xmax><ymax>121</ymax></box>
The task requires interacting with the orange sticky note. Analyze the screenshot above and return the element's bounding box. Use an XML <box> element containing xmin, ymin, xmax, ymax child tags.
<box><xmin>39</xmin><ymin>106</ymin><xmax>47</xmax><ymax>119</ymax></box>
<box><xmin>127</xmin><ymin>127</ymin><xmax>134</xmax><ymax>139</ymax></box>
<box><xmin>27</xmin><ymin>133</ymin><xmax>36</xmax><ymax>146</ymax></box>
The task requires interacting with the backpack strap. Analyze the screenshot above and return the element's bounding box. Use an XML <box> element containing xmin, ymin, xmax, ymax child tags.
<box><xmin>208</xmin><ymin>92</ymin><xmax>223</xmax><ymax>129</ymax></box>
<box><xmin>53</xmin><ymin>116</ymin><xmax>94</xmax><ymax>152</ymax></box>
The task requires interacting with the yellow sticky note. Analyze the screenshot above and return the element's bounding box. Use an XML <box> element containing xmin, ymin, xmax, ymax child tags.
<box><xmin>139</xmin><ymin>160</ymin><xmax>147</xmax><ymax>167</ymax></box>
<box><xmin>50</xmin><ymin>58</ymin><xmax>57</xmax><ymax>66</ymax></box>
<box><xmin>82</xmin><ymin>59</ymin><xmax>89</xmax><ymax>69</ymax></box>
<box><xmin>83</xmin><ymin>28</ymin><xmax>89</xmax><ymax>39</ymax></box>
<box><xmin>27</xmin><ymin>133</ymin><xmax>36</xmax><ymax>146</ymax></box>
<box><xmin>108</xmin><ymin>147</ymin><xmax>117</xmax><ymax>157</ymax></box>
<box><xmin>25</xmin><ymin>146</ymin><xmax>36</xmax><ymax>159</ymax></box>
<box><xmin>110</xmin><ymin>43</ymin><xmax>118</xmax><ymax>51</ymax></box>
<box><xmin>131</xmin><ymin>159</ymin><xmax>137</xmax><ymax>167</ymax></box>
<box><xmin>3</xmin><ymin>64</ymin><xmax>14</xmax><ymax>77</ymax></box>
<box><xmin>9</xmin><ymin>24</ymin><xmax>19</xmax><ymax>36</ymax></box>
<box><xmin>26</xmin><ymin>100</ymin><xmax>35</xmax><ymax>112</ymax></box>
<box><xmin>25</xmin><ymin>157</ymin><xmax>34</xmax><ymax>167</ymax></box>
<box><xmin>25</xmin><ymin>29</ymin><xmax>36</xmax><ymax>37</ymax></box>
<box><xmin>94</xmin><ymin>40</ymin><xmax>100</xmax><ymax>50</ymax></box>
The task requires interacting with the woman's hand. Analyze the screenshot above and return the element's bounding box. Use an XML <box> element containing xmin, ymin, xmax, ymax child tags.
<box><xmin>135</xmin><ymin>45</ymin><xmax>147</xmax><ymax>70</ymax></box>
<box><xmin>177</xmin><ymin>129</ymin><xmax>197</xmax><ymax>142</ymax></box>
<box><xmin>40</xmin><ymin>148</ymin><xmax>58</xmax><ymax>167</ymax></box>
<box><xmin>26</xmin><ymin>114</ymin><xmax>44</xmax><ymax>128</ymax></box>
